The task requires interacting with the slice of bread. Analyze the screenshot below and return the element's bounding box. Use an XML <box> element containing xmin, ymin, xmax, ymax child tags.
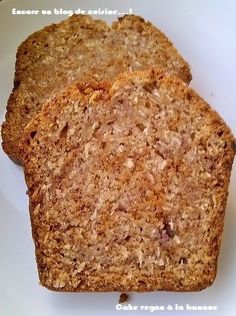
<box><xmin>20</xmin><ymin>68</ymin><xmax>235</xmax><ymax>292</ymax></box>
<box><xmin>2</xmin><ymin>14</ymin><xmax>191</xmax><ymax>164</ymax></box>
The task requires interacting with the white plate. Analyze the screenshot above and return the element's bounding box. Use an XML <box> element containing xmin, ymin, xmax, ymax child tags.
<box><xmin>0</xmin><ymin>1</ymin><xmax>236</xmax><ymax>315</ymax></box>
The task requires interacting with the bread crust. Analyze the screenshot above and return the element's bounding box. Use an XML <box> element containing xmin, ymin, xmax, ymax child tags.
<box><xmin>2</xmin><ymin>14</ymin><xmax>191</xmax><ymax>163</ymax></box>
<box><xmin>20</xmin><ymin>68</ymin><xmax>235</xmax><ymax>292</ymax></box>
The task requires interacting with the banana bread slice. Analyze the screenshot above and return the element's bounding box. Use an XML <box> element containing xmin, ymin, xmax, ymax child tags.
<box><xmin>20</xmin><ymin>68</ymin><xmax>235</xmax><ymax>292</ymax></box>
<box><xmin>2</xmin><ymin>14</ymin><xmax>191</xmax><ymax>164</ymax></box>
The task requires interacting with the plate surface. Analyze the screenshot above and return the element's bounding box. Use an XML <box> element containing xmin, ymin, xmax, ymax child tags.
<box><xmin>0</xmin><ymin>0</ymin><xmax>236</xmax><ymax>315</ymax></box>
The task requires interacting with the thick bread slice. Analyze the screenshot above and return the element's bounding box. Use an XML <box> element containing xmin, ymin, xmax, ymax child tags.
<box><xmin>20</xmin><ymin>68</ymin><xmax>235</xmax><ymax>292</ymax></box>
<box><xmin>2</xmin><ymin>14</ymin><xmax>191</xmax><ymax>164</ymax></box>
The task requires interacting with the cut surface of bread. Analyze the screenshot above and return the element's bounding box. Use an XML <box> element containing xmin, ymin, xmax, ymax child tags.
<box><xmin>20</xmin><ymin>69</ymin><xmax>235</xmax><ymax>292</ymax></box>
<box><xmin>2</xmin><ymin>14</ymin><xmax>191</xmax><ymax>163</ymax></box>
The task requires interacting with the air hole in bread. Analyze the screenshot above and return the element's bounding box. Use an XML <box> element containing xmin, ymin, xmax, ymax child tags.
<box><xmin>101</xmin><ymin>141</ymin><xmax>106</xmax><ymax>149</ymax></box>
<box><xmin>136</xmin><ymin>122</ymin><xmax>146</xmax><ymax>131</ymax></box>
<box><xmin>59</xmin><ymin>123</ymin><xmax>69</xmax><ymax>139</ymax></box>
<box><xmin>143</xmin><ymin>81</ymin><xmax>156</xmax><ymax>93</ymax></box>
<box><xmin>179</xmin><ymin>257</ymin><xmax>188</xmax><ymax>264</ymax></box>
<box><xmin>125</xmin><ymin>235</ymin><xmax>131</xmax><ymax>242</ymax></box>
<box><xmin>163</xmin><ymin>222</ymin><xmax>175</xmax><ymax>238</ymax></box>
<box><xmin>30</xmin><ymin>131</ymin><xmax>37</xmax><ymax>139</ymax></box>
<box><xmin>187</xmin><ymin>92</ymin><xmax>193</xmax><ymax>100</ymax></box>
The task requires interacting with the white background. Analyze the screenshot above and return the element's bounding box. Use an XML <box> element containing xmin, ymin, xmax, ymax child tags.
<box><xmin>0</xmin><ymin>0</ymin><xmax>235</xmax><ymax>315</ymax></box>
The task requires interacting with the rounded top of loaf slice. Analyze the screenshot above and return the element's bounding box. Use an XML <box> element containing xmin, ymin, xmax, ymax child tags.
<box><xmin>2</xmin><ymin>14</ymin><xmax>191</xmax><ymax>163</ymax></box>
<box><xmin>20</xmin><ymin>68</ymin><xmax>235</xmax><ymax>292</ymax></box>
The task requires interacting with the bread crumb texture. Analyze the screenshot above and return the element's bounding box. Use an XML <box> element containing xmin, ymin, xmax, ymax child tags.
<box><xmin>1</xmin><ymin>14</ymin><xmax>191</xmax><ymax>163</ymax></box>
<box><xmin>20</xmin><ymin>68</ymin><xmax>235</xmax><ymax>292</ymax></box>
